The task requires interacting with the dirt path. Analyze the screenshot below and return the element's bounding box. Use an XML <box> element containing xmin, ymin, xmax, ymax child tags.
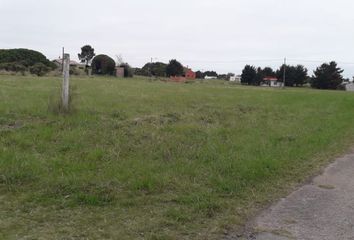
<box><xmin>235</xmin><ymin>151</ymin><xmax>354</xmax><ymax>240</ymax></box>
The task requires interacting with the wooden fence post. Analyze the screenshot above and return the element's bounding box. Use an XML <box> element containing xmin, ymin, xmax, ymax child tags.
<box><xmin>62</xmin><ymin>53</ymin><xmax>70</xmax><ymax>111</ymax></box>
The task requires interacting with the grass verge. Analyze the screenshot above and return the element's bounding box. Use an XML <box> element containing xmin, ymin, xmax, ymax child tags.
<box><xmin>1</xmin><ymin>75</ymin><xmax>354</xmax><ymax>239</ymax></box>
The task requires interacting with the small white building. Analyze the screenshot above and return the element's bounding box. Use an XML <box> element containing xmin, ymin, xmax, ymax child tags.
<box><xmin>230</xmin><ymin>75</ymin><xmax>241</xmax><ymax>83</ymax></box>
<box><xmin>204</xmin><ymin>75</ymin><xmax>217</xmax><ymax>80</ymax></box>
<box><xmin>262</xmin><ymin>77</ymin><xmax>283</xmax><ymax>88</ymax></box>
<box><xmin>348</xmin><ymin>77</ymin><xmax>354</xmax><ymax>91</ymax></box>
<box><xmin>345</xmin><ymin>83</ymin><xmax>354</xmax><ymax>92</ymax></box>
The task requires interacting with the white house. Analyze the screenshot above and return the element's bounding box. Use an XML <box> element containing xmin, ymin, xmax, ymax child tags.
<box><xmin>230</xmin><ymin>75</ymin><xmax>241</xmax><ymax>83</ymax></box>
<box><xmin>262</xmin><ymin>77</ymin><xmax>283</xmax><ymax>88</ymax></box>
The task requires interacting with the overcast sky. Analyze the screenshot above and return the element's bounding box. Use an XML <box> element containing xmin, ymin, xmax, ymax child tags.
<box><xmin>1</xmin><ymin>0</ymin><xmax>354</xmax><ymax>77</ymax></box>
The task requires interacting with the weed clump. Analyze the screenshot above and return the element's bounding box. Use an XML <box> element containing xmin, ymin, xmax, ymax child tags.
<box><xmin>48</xmin><ymin>85</ymin><xmax>77</xmax><ymax>115</ymax></box>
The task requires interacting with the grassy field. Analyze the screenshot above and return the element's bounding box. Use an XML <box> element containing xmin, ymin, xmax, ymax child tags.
<box><xmin>1</xmin><ymin>75</ymin><xmax>354</xmax><ymax>239</ymax></box>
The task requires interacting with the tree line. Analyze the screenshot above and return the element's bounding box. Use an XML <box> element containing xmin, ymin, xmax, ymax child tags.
<box><xmin>135</xmin><ymin>62</ymin><xmax>220</xmax><ymax>79</ymax></box>
<box><xmin>79</xmin><ymin>47</ymin><xmax>189</xmax><ymax>78</ymax></box>
<box><xmin>0</xmin><ymin>45</ymin><xmax>350</xmax><ymax>90</ymax></box>
<box><xmin>134</xmin><ymin>59</ymin><xmax>186</xmax><ymax>77</ymax></box>
<box><xmin>78</xmin><ymin>45</ymin><xmax>208</xmax><ymax>78</ymax></box>
<box><xmin>241</xmin><ymin>61</ymin><xmax>347</xmax><ymax>90</ymax></box>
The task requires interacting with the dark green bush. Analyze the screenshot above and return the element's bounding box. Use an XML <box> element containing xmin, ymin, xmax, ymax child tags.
<box><xmin>0</xmin><ymin>62</ymin><xmax>26</xmax><ymax>73</ymax></box>
<box><xmin>91</xmin><ymin>55</ymin><xmax>116</xmax><ymax>75</ymax></box>
<box><xmin>0</xmin><ymin>49</ymin><xmax>56</xmax><ymax>75</ymax></box>
<box><xmin>0</xmin><ymin>49</ymin><xmax>55</xmax><ymax>68</ymax></box>
<box><xmin>140</xmin><ymin>62</ymin><xmax>167</xmax><ymax>77</ymax></box>
<box><xmin>69</xmin><ymin>66</ymin><xmax>84</xmax><ymax>76</ymax></box>
<box><xmin>29</xmin><ymin>63</ymin><xmax>51</xmax><ymax>76</ymax></box>
<box><xmin>166</xmin><ymin>59</ymin><xmax>184</xmax><ymax>77</ymax></box>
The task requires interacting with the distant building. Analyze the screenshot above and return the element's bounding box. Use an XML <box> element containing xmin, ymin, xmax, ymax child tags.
<box><xmin>184</xmin><ymin>68</ymin><xmax>196</xmax><ymax>79</ymax></box>
<box><xmin>53</xmin><ymin>58</ymin><xmax>83</xmax><ymax>68</ymax></box>
<box><xmin>346</xmin><ymin>83</ymin><xmax>354</xmax><ymax>91</ymax></box>
<box><xmin>204</xmin><ymin>75</ymin><xmax>217</xmax><ymax>80</ymax></box>
<box><xmin>230</xmin><ymin>75</ymin><xmax>241</xmax><ymax>83</ymax></box>
<box><xmin>341</xmin><ymin>81</ymin><xmax>354</xmax><ymax>91</ymax></box>
<box><xmin>170</xmin><ymin>67</ymin><xmax>196</xmax><ymax>82</ymax></box>
<box><xmin>116</xmin><ymin>67</ymin><xmax>125</xmax><ymax>78</ymax></box>
<box><xmin>262</xmin><ymin>77</ymin><xmax>283</xmax><ymax>87</ymax></box>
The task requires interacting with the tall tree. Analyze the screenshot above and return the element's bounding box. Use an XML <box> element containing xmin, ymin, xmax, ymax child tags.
<box><xmin>262</xmin><ymin>67</ymin><xmax>276</xmax><ymax>77</ymax></box>
<box><xmin>311</xmin><ymin>61</ymin><xmax>344</xmax><ymax>89</ymax></box>
<box><xmin>204</xmin><ymin>71</ymin><xmax>218</xmax><ymax>77</ymax></box>
<box><xmin>276</xmin><ymin>65</ymin><xmax>308</xmax><ymax>87</ymax></box>
<box><xmin>276</xmin><ymin>65</ymin><xmax>291</xmax><ymax>86</ymax></box>
<box><xmin>195</xmin><ymin>70</ymin><xmax>205</xmax><ymax>79</ymax></box>
<box><xmin>255</xmin><ymin>67</ymin><xmax>264</xmax><ymax>86</ymax></box>
<box><xmin>241</xmin><ymin>65</ymin><xmax>257</xmax><ymax>85</ymax></box>
<box><xmin>78</xmin><ymin>45</ymin><xmax>95</xmax><ymax>67</ymax></box>
<box><xmin>293</xmin><ymin>65</ymin><xmax>308</xmax><ymax>86</ymax></box>
<box><xmin>166</xmin><ymin>59</ymin><xmax>184</xmax><ymax>77</ymax></box>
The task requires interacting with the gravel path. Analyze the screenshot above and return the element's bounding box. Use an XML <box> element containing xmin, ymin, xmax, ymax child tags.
<box><xmin>235</xmin><ymin>151</ymin><xmax>354</xmax><ymax>240</ymax></box>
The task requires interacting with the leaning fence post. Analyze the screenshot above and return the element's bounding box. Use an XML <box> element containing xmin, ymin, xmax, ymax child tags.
<box><xmin>62</xmin><ymin>53</ymin><xmax>70</xmax><ymax>111</ymax></box>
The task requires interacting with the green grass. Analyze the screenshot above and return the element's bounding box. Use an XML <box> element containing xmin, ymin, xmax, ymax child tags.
<box><xmin>1</xmin><ymin>75</ymin><xmax>354</xmax><ymax>239</ymax></box>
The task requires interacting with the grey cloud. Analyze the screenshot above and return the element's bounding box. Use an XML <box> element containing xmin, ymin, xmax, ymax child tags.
<box><xmin>1</xmin><ymin>0</ymin><xmax>353</xmax><ymax>77</ymax></box>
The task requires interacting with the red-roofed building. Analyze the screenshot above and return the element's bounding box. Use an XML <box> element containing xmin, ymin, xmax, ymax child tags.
<box><xmin>262</xmin><ymin>77</ymin><xmax>283</xmax><ymax>87</ymax></box>
<box><xmin>185</xmin><ymin>69</ymin><xmax>196</xmax><ymax>79</ymax></box>
<box><xmin>169</xmin><ymin>67</ymin><xmax>196</xmax><ymax>82</ymax></box>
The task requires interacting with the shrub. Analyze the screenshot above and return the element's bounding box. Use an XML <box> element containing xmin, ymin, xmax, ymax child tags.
<box><xmin>69</xmin><ymin>66</ymin><xmax>85</xmax><ymax>76</ymax></box>
<box><xmin>48</xmin><ymin>85</ymin><xmax>77</xmax><ymax>115</ymax></box>
<box><xmin>91</xmin><ymin>55</ymin><xmax>116</xmax><ymax>75</ymax></box>
<box><xmin>0</xmin><ymin>48</ymin><xmax>55</xmax><ymax>68</ymax></box>
<box><xmin>29</xmin><ymin>63</ymin><xmax>51</xmax><ymax>76</ymax></box>
<box><xmin>141</xmin><ymin>62</ymin><xmax>167</xmax><ymax>77</ymax></box>
<box><xmin>0</xmin><ymin>49</ymin><xmax>56</xmax><ymax>75</ymax></box>
<box><xmin>0</xmin><ymin>62</ymin><xmax>26</xmax><ymax>73</ymax></box>
<box><xmin>12</xmin><ymin>63</ymin><xmax>27</xmax><ymax>73</ymax></box>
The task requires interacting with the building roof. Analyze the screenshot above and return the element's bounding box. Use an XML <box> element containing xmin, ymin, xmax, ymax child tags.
<box><xmin>183</xmin><ymin>67</ymin><xmax>194</xmax><ymax>73</ymax></box>
<box><xmin>53</xmin><ymin>58</ymin><xmax>82</xmax><ymax>66</ymax></box>
<box><xmin>263</xmin><ymin>77</ymin><xmax>278</xmax><ymax>81</ymax></box>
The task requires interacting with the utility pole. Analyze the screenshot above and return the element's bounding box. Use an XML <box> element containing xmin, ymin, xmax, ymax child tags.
<box><xmin>149</xmin><ymin>57</ymin><xmax>153</xmax><ymax>81</ymax></box>
<box><xmin>61</xmin><ymin>47</ymin><xmax>65</xmax><ymax>72</ymax></box>
<box><xmin>283</xmin><ymin>57</ymin><xmax>286</xmax><ymax>88</ymax></box>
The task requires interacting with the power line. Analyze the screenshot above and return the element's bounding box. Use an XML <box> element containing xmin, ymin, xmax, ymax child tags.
<box><xmin>175</xmin><ymin>59</ymin><xmax>284</xmax><ymax>64</ymax></box>
<box><xmin>120</xmin><ymin>55</ymin><xmax>354</xmax><ymax>66</ymax></box>
<box><xmin>287</xmin><ymin>59</ymin><xmax>354</xmax><ymax>65</ymax></box>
